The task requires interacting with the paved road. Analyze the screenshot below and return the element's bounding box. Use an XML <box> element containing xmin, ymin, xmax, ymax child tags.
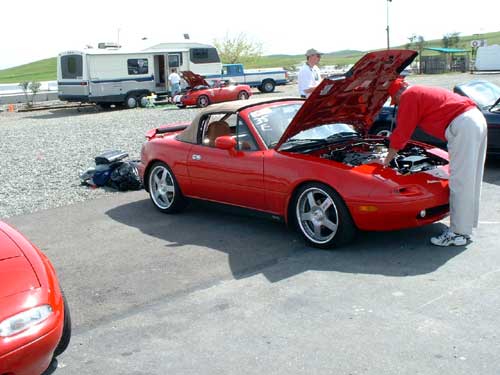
<box><xmin>6</xmin><ymin>158</ymin><xmax>500</xmax><ymax>375</ymax></box>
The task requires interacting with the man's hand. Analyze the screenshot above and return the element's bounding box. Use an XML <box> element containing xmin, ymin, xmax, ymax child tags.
<box><xmin>383</xmin><ymin>147</ymin><xmax>398</xmax><ymax>167</ymax></box>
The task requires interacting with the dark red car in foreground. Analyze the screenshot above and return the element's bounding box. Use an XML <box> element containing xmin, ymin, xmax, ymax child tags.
<box><xmin>139</xmin><ymin>50</ymin><xmax>451</xmax><ymax>248</ymax></box>
<box><xmin>0</xmin><ymin>221</ymin><xmax>70</xmax><ymax>375</ymax></box>
<box><xmin>173</xmin><ymin>71</ymin><xmax>252</xmax><ymax>108</ymax></box>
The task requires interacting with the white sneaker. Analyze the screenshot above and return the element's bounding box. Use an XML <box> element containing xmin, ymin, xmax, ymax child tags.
<box><xmin>430</xmin><ymin>230</ymin><xmax>468</xmax><ymax>247</ymax></box>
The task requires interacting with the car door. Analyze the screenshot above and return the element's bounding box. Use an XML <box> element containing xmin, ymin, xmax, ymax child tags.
<box><xmin>210</xmin><ymin>81</ymin><xmax>228</xmax><ymax>104</ymax></box>
<box><xmin>186</xmin><ymin>114</ymin><xmax>266</xmax><ymax>210</ymax></box>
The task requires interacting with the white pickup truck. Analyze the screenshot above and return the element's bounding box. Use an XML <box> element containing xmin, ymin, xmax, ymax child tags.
<box><xmin>212</xmin><ymin>63</ymin><xmax>289</xmax><ymax>93</ymax></box>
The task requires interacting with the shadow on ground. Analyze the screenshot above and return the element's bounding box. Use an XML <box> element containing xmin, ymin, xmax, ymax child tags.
<box><xmin>26</xmin><ymin>106</ymin><xmax>103</xmax><ymax>119</ymax></box>
<box><xmin>484</xmin><ymin>156</ymin><xmax>500</xmax><ymax>185</ymax></box>
<box><xmin>107</xmin><ymin>198</ymin><xmax>465</xmax><ymax>283</ymax></box>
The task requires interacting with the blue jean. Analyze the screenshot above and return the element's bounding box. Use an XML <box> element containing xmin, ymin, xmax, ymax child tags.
<box><xmin>170</xmin><ymin>83</ymin><xmax>180</xmax><ymax>96</ymax></box>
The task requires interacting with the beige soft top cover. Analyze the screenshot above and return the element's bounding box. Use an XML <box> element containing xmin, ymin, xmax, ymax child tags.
<box><xmin>176</xmin><ymin>97</ymin><xmax>301</xmax><ymax>144</ymax></box>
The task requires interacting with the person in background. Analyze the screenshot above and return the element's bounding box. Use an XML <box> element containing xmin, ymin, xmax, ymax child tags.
<box><xmin>168</xmin><ymin>68</ymin><xmax>181</xmax><ymax>102</ymax></box>
<box><xmin>298</xmin><ymin>48</ymin><xmax>323</xmax><ymax>98</ymax></box>
<box><xmin>383</xmin><ymin>77</ymin><xmax>488</xmax><ymax>247</ymax></box>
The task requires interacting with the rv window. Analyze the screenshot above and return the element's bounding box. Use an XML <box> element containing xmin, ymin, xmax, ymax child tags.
<box><xmin>128</xmin><ymin>59</ymin><xmax>149</xmax><ymax>75</ymax></box>
<box><xmin>190</xmin><ymin>48</ymin><xmax>220</xmax><ymax>64</ymax></box>
<box><xmin>61</xmin><ymin>55</ymin><xmax>83</xmax><ymax>79</ymax></box>
<box><xmin>168</xmin><ymin>54</ymin><xmax>182</xmax><ymax>68</ymax></box>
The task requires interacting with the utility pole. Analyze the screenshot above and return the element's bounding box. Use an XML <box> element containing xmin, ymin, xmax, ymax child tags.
<box><xmin>386</xmin><ymin>0</ymin><xmax>392</xmax><ymax>49</ymax></box>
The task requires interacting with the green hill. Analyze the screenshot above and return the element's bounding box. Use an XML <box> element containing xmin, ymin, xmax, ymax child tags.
<box><xmin>0</xmin><ymin>58</ymin><xmax>57</xmax><ymax>84</ymax></box>
<box><xmin>1</xmin><ymin>31</ymin><xmax>499</xmax><ymax>84</ymax></box>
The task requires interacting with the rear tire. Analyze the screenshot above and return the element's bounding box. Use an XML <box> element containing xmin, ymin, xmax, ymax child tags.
<box><xmin>147</xmin><ymin>162</ymin><xmax>187</xmax><ymax>213</ymax></box>
<box><xmin>291</xmin><ymin>183</ymin><xmax>356</xmax><ymax>248</ymax></box>
<box><xmin>138</xmin><ymin>94</ymin><xmax>149</xmax><ymax>108</ymax></box>
<box><xmin>237</xmin><ymin>91</ymin><xmax>249</xmax><ymax>100</ymax></box>
<box><xmin>260</xmin><ymin>79</ymin><xmax>276</xmax><ymax>93</ymax></box>
<box><xmin>197</xmin><ymin>95</ymin><xmax>210</xmax><ymax>108</ymax></box>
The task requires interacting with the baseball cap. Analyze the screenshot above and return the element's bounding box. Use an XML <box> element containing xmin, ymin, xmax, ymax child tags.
<box><xmin>305</xmin><ymin>48</ymin><xmax>323</xmax><ymax>57</ymax></box>
<box><xmin>388</xmin><ymin>77</ymin><xmax>406</xmax><ymax>105</ymax></box>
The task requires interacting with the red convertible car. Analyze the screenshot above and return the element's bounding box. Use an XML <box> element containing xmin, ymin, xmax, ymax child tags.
<box><xmin>0</xmin><ymin>221</ymin><xmax>70</xmax><ymax>375</ymax></box>
<box><xmin>173</xmin><ymin>71</ymin><xmax>252</xmax><ymax>108</ymax></box>
<box><xmin>139</xmin><ymin>50</ymin><xmax>451</xmax><ymax>248</ymax></box>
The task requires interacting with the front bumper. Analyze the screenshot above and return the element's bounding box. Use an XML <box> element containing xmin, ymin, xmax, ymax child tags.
<box><xmin>0</xmin><ymin>316</ymin><xmax>63</xmax><ymax>375</ymax></box>
<box><xmin>349</xmin><ymin>196</ymin><xmax>449</xmax><ymax>231</ymax></box>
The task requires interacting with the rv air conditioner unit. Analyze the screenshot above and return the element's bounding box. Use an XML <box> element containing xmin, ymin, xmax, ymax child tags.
<box><xmin>98</xmin><ymin>42</ymin><xmax>121</xmax><ymax>49</ymax></box>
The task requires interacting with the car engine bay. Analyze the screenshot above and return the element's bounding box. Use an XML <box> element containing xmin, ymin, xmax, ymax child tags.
<box><xmin>319</xmin><ymin>140</ymin><xmax>448</xmax><ymax>174</ymax></box>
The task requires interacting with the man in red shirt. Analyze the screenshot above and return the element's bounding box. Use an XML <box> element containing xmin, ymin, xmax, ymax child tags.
<box><xmin>383</xmin><ymin>78</ymin><xmax>488</xmax><ymax>246</ymax></box>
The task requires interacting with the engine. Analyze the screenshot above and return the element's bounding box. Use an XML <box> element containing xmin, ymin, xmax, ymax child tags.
<box><xmin>320</xmin><ymin>141</ymin><xmax>447</xmax><ymax>174</ymax></box>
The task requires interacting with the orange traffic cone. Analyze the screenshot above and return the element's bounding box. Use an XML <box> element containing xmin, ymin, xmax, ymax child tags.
<box><xmin>8</xmin><ymin>104</ymin><xmax>15</xmax><ymax>112</ymax></box>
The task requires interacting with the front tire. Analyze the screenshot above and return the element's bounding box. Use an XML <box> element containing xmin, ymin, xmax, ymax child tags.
<box><xmin>147</xmin><ymin>162</ymin><xmax>187</xmax><ymax>213</ymax></box>
<box><xmin>291</xmin><ymin>183</ymin><xmax>356</xmax><ymax>248</ymax></box>
<box><xmin>125</xmin><ymin>95</ymin><xmax>137</xmax><ymax>109</ymax></box>
<box><xmin>53</xmin><ymin>292</ymin><xmax>71</xmax><ymax>357</ymax></box>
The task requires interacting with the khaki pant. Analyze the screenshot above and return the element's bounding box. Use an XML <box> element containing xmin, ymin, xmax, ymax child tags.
<box><xmin>445</xmin><ymin>107</ymin><xmax>488</xmax><ymax>236</ymax></box>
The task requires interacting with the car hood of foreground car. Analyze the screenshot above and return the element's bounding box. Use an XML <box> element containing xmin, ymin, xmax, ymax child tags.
<box><xmin>275</xmin><ymin>49</ymin><xmax>417</xmax><ymax>149</ymax></box>
<box><xmin>0</xmin><ymin>223</ymin><xmax>40</xmax><ymax>298</ymax></box>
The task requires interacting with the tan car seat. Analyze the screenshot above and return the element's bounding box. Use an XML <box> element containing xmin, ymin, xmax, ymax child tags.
<box><xmin>205</xmin><ymin>121</ymin><xmax>231</xmax><ymax>147</ymax></box>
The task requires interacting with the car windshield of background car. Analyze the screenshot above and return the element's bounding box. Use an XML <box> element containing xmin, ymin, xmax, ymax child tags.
<box><xmin>461</xmin><ymin>81</ymin><xmax>500</xmax><ymax>109</ymax></box>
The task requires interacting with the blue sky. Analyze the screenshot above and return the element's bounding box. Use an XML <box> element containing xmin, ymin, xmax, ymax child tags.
<box><xmin>1</xmin><ymin>0</ymin><xmax>498</xmax><ymax>69</ymax></box>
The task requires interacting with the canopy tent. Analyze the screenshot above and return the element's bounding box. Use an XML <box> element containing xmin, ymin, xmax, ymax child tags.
<box><xmin>424</xmin><ymin>47</ymin><xmax>470</xmax><ymax>53</ymax></box>
<box><xmin>421</xmin><ymin>47</ymin><xmax>470</xmax><ymax>73</ymax></box>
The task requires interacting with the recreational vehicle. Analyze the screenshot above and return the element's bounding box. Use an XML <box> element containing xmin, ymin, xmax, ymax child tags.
<box><xmin>57</xmin><ymin>43</ymin><xmax>221</xmax><ymax>108</ymax></box>
<box><xmin>474</xmin><ymin>45</ymin><xmax>500</xmax><ymax>72</ymax></box>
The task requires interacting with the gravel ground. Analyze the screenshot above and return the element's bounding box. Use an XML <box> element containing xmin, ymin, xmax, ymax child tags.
<box><xmin>1</xmin><ymin>73</ymin><xmax>500</xmax><ymax>219</ymax></box>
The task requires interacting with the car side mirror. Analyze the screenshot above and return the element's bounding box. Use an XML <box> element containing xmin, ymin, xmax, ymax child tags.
<box><xmin>215</xmin><ymin>136</ymin><xmax>237</xmax><ymax>151</ymax></box>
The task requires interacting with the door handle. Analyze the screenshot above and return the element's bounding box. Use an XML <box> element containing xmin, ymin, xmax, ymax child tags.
<box><xmin>192</xmin><ymin>154</ymin><xmax>201</xmax><ymax>160</ymax></box>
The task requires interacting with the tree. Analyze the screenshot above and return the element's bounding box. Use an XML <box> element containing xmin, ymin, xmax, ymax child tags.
<box><xmin>442</xmin><ymin>32</ymin><xmax>461</xmax><ymax>48</ymax></box>
<box><xmin>29</xmin><ymin>82</ymin><xmax>41</xmax><ymax>107</ymax></box>
<box><xmin>406</xmin><ymin>35</ymin><xmax>425</xmax><ymax>74</ymax></box>
<box><xmin>18</xmin><ymin>81</ymin><xmax>41</xmax><ymax>107</ymax></box>
<box><xmin>213</xmin><ymin>33</ymin><xmax>263</xmax><ymax>64</ymax></box>
<box><xmin>19</xmin><ymin>81</ymin><xmax>30</xmax><ymax>105</ymax></box>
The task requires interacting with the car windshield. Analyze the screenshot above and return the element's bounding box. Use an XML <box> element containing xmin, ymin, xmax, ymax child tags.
<box><xmin>458</xmin><ymin>81</ymin><xmax>500</xmax><ymax>109</ymax></box>
<box><xmin>248</xmin><ymin>103</ymin><xmax>359</xmax><ymax>149</ymax></box>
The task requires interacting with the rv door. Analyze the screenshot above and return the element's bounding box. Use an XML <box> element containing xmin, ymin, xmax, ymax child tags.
<box><xmin>166</xmin><ymin>53</ymin><xmax>182</xmax><ymax>90</ymax></box>
<box><xmin>58</xmin><ymin>52</ymin><xmax>90</xmax><ymax>102</ymax></box>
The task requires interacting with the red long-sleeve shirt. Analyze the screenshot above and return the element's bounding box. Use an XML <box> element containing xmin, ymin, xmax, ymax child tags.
<box><xmin>389</xmin><ymin>85</ymin><xmax>476</xmax><ymax>150</ymax></box>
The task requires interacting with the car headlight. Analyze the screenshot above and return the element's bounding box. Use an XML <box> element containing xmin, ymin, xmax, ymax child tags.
<box><xmin>0</xmin><ymin>305</ymin><xmax>53</xmax><ymax>337</ymax></box>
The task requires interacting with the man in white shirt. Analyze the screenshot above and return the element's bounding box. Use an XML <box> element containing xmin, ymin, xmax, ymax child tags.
<box><xmin>298</xmin><ymin>48</ymin><xmax>323</xmax><ymax>98</ymax></box>
<box><xmin>168</xmin><ymin>68</ymin><xmax>181</xmax><ymax>97</ymax></box>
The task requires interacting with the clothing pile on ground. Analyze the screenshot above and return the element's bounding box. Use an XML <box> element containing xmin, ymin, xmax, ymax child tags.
<box><xmin>80</xmin><ymin>150</ymin><xmax>142</xmax><ymax>191</ymax></box>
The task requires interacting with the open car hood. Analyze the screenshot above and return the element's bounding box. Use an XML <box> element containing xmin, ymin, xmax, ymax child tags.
<box><xmin>181</xmin><ymin>71</ymin><xmax>209</xmax><ymax>88</ymax></box>
<box><xmin>276</xmin><ymin>49</ymin><xmax>417</xmax><ymax>149</ymax></box>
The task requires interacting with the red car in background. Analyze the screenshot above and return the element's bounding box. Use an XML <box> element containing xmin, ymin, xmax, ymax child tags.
<box><xmin>174</xmin><ymin>71</ymin><xmax>252</xmax><ymax>108</ymax></box>
<box><xmin>139</xmin><ymin>50</ymin><xmax>451</xmax><ymax>248</ymax></box>
<box><xmin>0</xmin><ymin>221</ymin><xmax>71</xmax><ymax>375</ymax></box>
